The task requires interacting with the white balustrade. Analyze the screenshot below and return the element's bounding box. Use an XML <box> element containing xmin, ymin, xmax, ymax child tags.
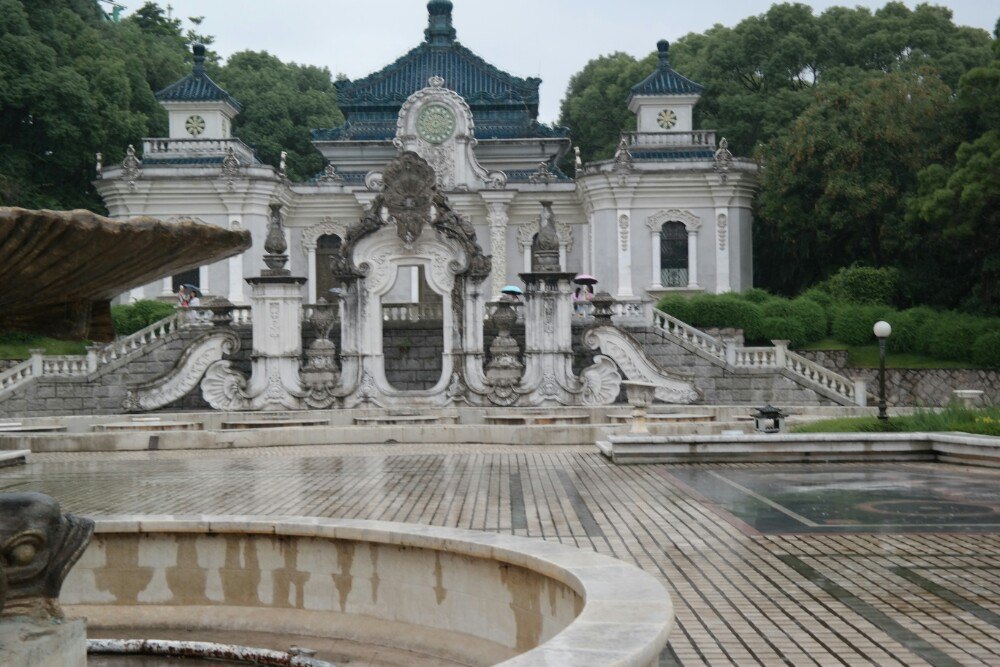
<box><xmin>231</xmin><ymin>306</ymin><xmax>252</xmax><ymax>326</ymax></box>
<box><xmin>40</xmin><ymin>356</ymin><xmax>89</xmax><ymax>377</ymax></box>
<box><xmin>732</xmin><ymin>347</ymin><xmax>777</xmax><ymax>368</ymax></box>
<box><xmin>651</xmin><ymin>308</ymin><xmax>726</xmax><ymax>358</ymax></box>
<box><xmin>0</xmin><ymin>360</ymin><xmax>33</xmax><ymax>394</ymax></box>
<box><xmin>381</xmin><ymin>303</ymin><xmax>443</xmax><ymax>322</ymax></box>
<box><xmin>624</xmin><ymin>130</ymin><xmax>717</xmax><ymax>149</ymax></box>
<box><xmin>784</xmin><ymin>350</ymin><xmax>856</xmax><ymax>400</ymax></box>
<box><xmin>141</xmin><ymin>137</ymin><xmax>256</xmax><ymax>164</ymax></box>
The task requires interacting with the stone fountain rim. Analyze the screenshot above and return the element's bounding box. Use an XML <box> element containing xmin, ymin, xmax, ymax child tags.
<box><xmin>86</xmin><ymin>515</ymin><xmax>675</xmax><ymax>666</ymax></box>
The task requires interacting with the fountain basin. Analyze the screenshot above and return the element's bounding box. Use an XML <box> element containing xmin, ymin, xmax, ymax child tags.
<box><xmin>62</xmin><ymin>517</ymin><xmax>673</xmax><ymax>666</ymax></box>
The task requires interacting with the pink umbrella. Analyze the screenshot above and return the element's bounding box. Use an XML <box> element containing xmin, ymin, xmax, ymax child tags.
<box><xmin>573</xmin><ymin>273</ymin><xmax>598</xmax><ymax>285</ymax></box>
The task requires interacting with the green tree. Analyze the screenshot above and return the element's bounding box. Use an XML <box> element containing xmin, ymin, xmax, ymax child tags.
<box><xmin>753</xmin><ymin>70</ymin><xmax>955</xmax><ymax>293</ymax></box>
<box><xmin>212</xmin><ymin>51</ymin><xmax>344</xmax><ymax>182</ymax></box>
<box><xmin>557</xmin><ymin>52</ymin><xmax>655</xmax><ymax>163</ymax></box>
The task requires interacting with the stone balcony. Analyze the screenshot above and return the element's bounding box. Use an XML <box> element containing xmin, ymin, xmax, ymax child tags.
<box><xmin>141</xmin><ymin>137</ymin><xmax>256</xmax><ymax>164</ymax></box>
<box><xmin>623</xmin><ymin>130</ymin><xmax>717</xmax><ymax>149</ymax></box>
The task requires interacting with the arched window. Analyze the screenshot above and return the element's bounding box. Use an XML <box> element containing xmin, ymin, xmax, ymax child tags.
<box><xmin>315</xmin><ymin>234</ymin><xmax>342</xmax><ymax>298</ymax></box>
<box><xmin>659</xmin><ymin>222</ymin><xmax>688</xmax><ymax>287</ymax></box>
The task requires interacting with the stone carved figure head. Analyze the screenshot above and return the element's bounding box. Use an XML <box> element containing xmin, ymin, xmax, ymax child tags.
<box><xmin>0</xmin><ymin>492</ymin><xmax>94</xmax><ymax>619</ymax></box>
<box><xmin>531</xmin><ymin>201</ymin><xmax>560</xmax><ymax>273</ymax></box>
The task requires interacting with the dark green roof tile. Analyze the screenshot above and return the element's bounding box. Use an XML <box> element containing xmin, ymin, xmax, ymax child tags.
<box><xmin>628</xmin><ymin>40</ymin><xmax>704</xmax><ymax>102</ymax></box>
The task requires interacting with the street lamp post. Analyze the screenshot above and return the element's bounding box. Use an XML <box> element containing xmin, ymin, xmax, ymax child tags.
<box><xmin>873</xmin><ymin>320</ymin><xmax>892</xmax><ymax>421</ymax></box>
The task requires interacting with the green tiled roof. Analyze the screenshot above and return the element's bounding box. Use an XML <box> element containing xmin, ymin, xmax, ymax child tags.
<box><xmin>315</xmin><ymin>2</ymin><xmax>565</xmax><ymax>142</ymax></box>
<box><xmin>155</xmin><ymin>44</ymin><xmax>242</xmax><ymax>111</ymax></box>
<box><xmin>628</xmin><ymin>40</ymin><xmax>704</xmax><ymax>101</ymax></box>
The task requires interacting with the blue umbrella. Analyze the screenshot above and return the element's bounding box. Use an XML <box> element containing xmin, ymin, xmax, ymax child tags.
<box><xmin>500</xmin><ymin>285</ymin><xmax>523</xmax><ymax>295</ymax></box>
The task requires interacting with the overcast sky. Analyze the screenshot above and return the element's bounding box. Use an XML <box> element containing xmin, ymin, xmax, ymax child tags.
<box><xmin>137</xmin><ymin>1</ymin><xmax>997</xmax><ymax>123</ymax></box>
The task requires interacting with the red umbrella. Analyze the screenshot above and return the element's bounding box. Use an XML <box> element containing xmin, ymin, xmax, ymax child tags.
<box><xmin>573</xmin><ymin>273</ymin><xmax>598</xmax><ymax>285</ymax></box>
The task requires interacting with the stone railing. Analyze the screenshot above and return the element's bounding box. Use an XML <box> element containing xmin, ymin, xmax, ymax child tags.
<box><xmin>141</xmin><ymin>137</ymin><xmax>256</xmax><ymax>164</ymax></box>
<box><xmin>649</xmin><ymin>308</ymin><xmax>861</xmax><ymax>404</ymax></box>
<box><xmin>784</xmin><ymin>350</ymin><xmax>860</xmax><ymax>403</ymax></box>
<box><xmin>651</xmin><ymin>308</ymin><xmax>726</xmax><ymax>358</ymax></box>
<box><xmin>0</xmin><ymin>359</ymin><xmax>33</xmax><ymax>395</ymax></box>
<box><xmin>731</xmin><ymin>347</ymin><xmax>777</xmax><ymax>368</ymax></box>
<box><xmin>98</xmin><ymin>313</ymin><xmax>184</xmax><ymax>365</ymax></box>
<box><xmin>40</xmin><ymin>355</ymin><xmax>90</xmax><ymax>377</ymax></box>
<box><xmin>623</xmin><ymin>130</ymin><xmax>717</xmax><ymax>149</ymax></box>
<box><xmin>382</xmin><ymin>303</ymin><xmax>443</xmax><ymax>322</ymax></box>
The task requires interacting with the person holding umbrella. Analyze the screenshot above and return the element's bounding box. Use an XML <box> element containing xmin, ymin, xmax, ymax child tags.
<box><xmin>573</xmin><ymin>274</ymin><xmax>598</xmax><ymax>315</ymax></box>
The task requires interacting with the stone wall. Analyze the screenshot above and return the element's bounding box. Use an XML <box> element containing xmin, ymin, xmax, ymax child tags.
<box><xmin>795</xmin><ymin>350</ymin><xmax>999</xmax><ymax>407</ymax></box>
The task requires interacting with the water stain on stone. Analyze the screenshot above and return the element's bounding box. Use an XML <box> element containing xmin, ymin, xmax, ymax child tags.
<box><xmin>548</xmin><ymin>578</ymin><xmax>557</xmax><ymax>617</ymax></box>
<box><xmin>433</xmin><ymin>552</ymin><xmax>447</xmax><ymax>605</ymax></box>
<box><xmin>219</xmin><ymin>536</ymin><xmax>261</xmax><ymax>606</ymax></box>
<box><xmin>271</xmin><ymin>536</ymin><xmax>309</xmax><ymax>609</ymax></box>
<box><xmin>165</xmin><ymin>536</ymin><xmax>208</xmax><ymax>604</ymax></box>
<box><xmin>93</xmin><ymin>536</ymin><xmax>154</xmax><ymax>604</ymax></box>
<box><xmin>498</xmin><ymin>562</ymin><xmax>542</xmax><ymax>652</ymax></box>
<box><xmin>331</xmin><ymin>540</ymin><xmax>355</xmax><ymax>612</ymax></box>
<box><xmin>369</xmin><ymin>545</ymin><xmax>380</xmax><ymax>605</ymax></box>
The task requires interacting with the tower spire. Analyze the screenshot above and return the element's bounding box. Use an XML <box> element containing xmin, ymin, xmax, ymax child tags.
<box><xmin>425</xmin><ymin>0</ymin><xmax>456</xmax><ymax>46</ymax></box>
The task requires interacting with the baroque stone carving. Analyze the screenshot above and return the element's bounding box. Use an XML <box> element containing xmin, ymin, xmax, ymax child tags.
<box><xmin>485</xmin><ymin>296</ymin><xmax>523</xmax><ymax>406</ymax></box>
<box><xmin>120</xmin><ymin>144</ymin><xmax>141</xmax><ymax>188</ymax></box>
<box><xmin>319</xmin><ymin>161</ymin><xmax>343</xmax><ymax>184</ymax></box>
<box><xmin>528</xmin><ymin>162</ymin><xmax>556</xmax><ymax>183</ymax></box>
<box><xmin>123</xmin><ymin>330</ymin><xmax>241</xmax><ymax>412</ymax></box>
<box><xmin>515</xmin><ymin>218</ymin><xmax>573</xmax><ymax>252</ymax></box>
<box><xmin>618</xmin><ymin>214</ymin><xmax>630</xmax><ymax>251</ymax></box>
<box><xmin>578</xmin><ymin>355</ymin><xmax>623</xmax><ymax>406</ymax></box>
<box><xmin>262</xmin><ymin>204</ymin><xmax>290</xmax><ymax>276</ymax></box>
<box><xmin>486</xmin><ymin>202</ymin><xmax>509</xmax><ymax>296</ymax></box>
<box><xmin>221</xmin><ymin>147</ymin><xmax>241</xmax><ymax>179</ymax></box>
<box><xmin>717</xmin><ymin>213</ymin><xmax>727</xmax><ymax>251</ymax></box>
<box><xmin>394</xmin><ymin>77</ymin><xmax>505</xmax><ymax>191</ymax></box>
<box><xmin>0</xmin><ymin>492</ymin><xmax>94</xmax><ymax>619</ymax></box>
<box><xmin>646</xmin><ymin>209</ymin><xmax>702</xmax><ymax>233</ymax></box>
<box><xmin>713</xmin><ymin>137</ymin><xmax>733</xmax><ymax>182</ymax></box>
<box><xmin>530</xmin><ymin>202</ymin><xmax>561</xmax><ymax>273</ymax></box>
<box><xmin>300</xmin><ymin>219</ymin><xmax>348</xmax><ymax>255</ymax></box>
<box><xmin>382</xmin><ymin>151</ymin><xmax>436</xmax><ymax>245</ymax></box>
<box><xmin>584</xmin><ymin>326</ymin><xmax>698</xmax><ymax>404</ymax></box>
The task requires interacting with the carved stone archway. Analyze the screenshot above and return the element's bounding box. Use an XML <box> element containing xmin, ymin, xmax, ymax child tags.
<box><xmin>301</xmin><ymin>218</ymin><xmax>348</xmax><ymax>302</ymax></box>
<box><xmin>331</xmin><ymin>151</ymin><xmax>492</xmax><ymax>407</ymax></box>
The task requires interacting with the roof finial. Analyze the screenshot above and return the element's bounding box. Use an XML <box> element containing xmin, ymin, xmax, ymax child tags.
<box><xmin>192</xmin><ymin>43</ymin><xmax>206</xmax><ymax>75</ymax></box>
<box><xmin>657</xmin><ymin>39</ymin><xmax>670</xmax><ymax>67</ymax></box>
<box><xmin>425</xmin><ymin>0</ymin><xmax>456</xmax><ymax>46</ymax></box>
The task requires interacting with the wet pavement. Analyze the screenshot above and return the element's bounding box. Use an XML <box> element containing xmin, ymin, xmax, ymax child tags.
<box><xmin>3</xmin><ymin>444</ymin><xmax>999</xmax><ymax>666</ymax></box>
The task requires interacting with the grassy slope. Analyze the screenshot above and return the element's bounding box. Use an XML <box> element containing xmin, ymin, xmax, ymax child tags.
<box><xmin>793</xmin><ymin>406</ymin><xmax>1000</xmax><ymax>436</ymax></box>
<box><xmin>0</xmin><ymin>338</ymin><xmax>89</xmax><ymax>359</ymax></box>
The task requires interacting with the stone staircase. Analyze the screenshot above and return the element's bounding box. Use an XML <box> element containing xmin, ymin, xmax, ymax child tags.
<box><xmin>648</xmin><ymin>308</ymin><xmax>864</xmax><ymax>405</ymax></box>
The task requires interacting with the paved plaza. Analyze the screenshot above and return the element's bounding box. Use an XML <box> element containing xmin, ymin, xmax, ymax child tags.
<box><xmin>3</xmin><ymin>443</ymin><xmax>999</xmax><ymax>666</ymax></box>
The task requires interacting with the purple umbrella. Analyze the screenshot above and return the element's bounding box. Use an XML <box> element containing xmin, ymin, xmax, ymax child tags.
<box><xmin>573</xmin><ymin>274</ymin><xmax>598</xmax><ymax>285</ymax></box>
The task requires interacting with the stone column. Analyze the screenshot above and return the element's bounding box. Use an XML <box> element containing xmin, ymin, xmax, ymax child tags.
<box><xmin>650</xmin><ymin>228</ymin><xmax>662</xmax><ymax>289</ymax></box>
<box><xmin>687</xmin><ymin>229</ymin><xmax>699</xmax><ymax>288</ymax></box>
<box><xmin>715</xmin><ymin>208</ymin><xmax>730</xmax><ymax>293</ymax></box>
<box><xmin>306</xmin><ymin>245</ymin><xmax>317</xmax><ymax>304</ymax></box>
<box><xmin>199</xmin><ymin>264</ymin><xmax>210</xmax><ymax>295</ymax></box>
<box><xmin>483</xmin><ymin>196</ymin><xmax>514</xmax><ymax>298</ymax></box>
<box><xmin>616</xmin><ymin>210</ymin><xmax>633</xmax><ymax>298</ymax></box>
<box><xmin>160</xmin><ymin>276</ymin><xmax>173</xmax><ymax>297</ymax></box>
<box><xmin>228</xmin><ymin>219</ymin><xmax>245</xmax><ymax>303</ymax></box>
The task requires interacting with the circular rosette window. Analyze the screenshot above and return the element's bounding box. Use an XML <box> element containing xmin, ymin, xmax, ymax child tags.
<box><xmin>416</xmin><ymin>104</ymin><xmax>456</xmax><ymax>144</ymax></box>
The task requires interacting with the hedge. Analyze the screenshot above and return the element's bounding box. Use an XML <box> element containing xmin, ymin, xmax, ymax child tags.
<box><xmin>111</xmin><ymin>300</ymin><xmax>177</xmax><ymax>336</ymax></box>
<box><xmin>823</xmin><ymin>265</ymin><xmax>900</xmax><ymax>305</ymax></box>
<box><xmin>920</xmin><ymin>314</ymin><xmax>988</xmax><ymax>363</ymax></box>
<box><xmin>829</xmin><ymin>304</ymin><xmax>893</xmax><ymax>346</ymax></box>
<box><xmin>760</xmin><ymin>316</ymin><xmax>807</xmax><ymax>348</ymax></box>
<box><xmin>973</xmin><ymin>331</ymin><xmax>1000</xmax><ymax>367</ymax></box>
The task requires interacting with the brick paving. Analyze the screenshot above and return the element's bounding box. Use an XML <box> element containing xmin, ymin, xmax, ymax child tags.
<box><xmin>3</xmin><ymin>443</ymin><xmax>999</xmax><ymax>666</ymax></box>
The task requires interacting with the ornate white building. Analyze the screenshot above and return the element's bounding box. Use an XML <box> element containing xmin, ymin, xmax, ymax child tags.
<box><xmin>96</xmin><ymin>1</ymin><xmax>757</xmax><ymax>305</ymax></box>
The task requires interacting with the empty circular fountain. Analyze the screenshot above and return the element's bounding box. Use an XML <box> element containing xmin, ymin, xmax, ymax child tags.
<box><xmin>63</xmin><ymin>517</ymin><xmax>674</xmax><ymax>666</ymax></box>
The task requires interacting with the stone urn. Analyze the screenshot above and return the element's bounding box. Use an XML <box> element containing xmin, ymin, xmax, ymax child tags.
<box><xmin>622</xmin><ymin>381</ymin><xmax>657</xmax><ymax>433</ymax></box>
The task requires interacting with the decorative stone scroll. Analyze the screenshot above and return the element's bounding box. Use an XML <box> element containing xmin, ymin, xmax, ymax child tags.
<box><xmin>584</xmin><ymin>326</ymin><xmax>698</xmax><ymax>404</ymax></box>
<box><xmin>123</xmin><ymin>330</ymin><xmax>241</xmax><ymax>412</ymax></box>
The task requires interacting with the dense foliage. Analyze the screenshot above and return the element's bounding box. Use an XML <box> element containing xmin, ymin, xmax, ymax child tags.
<box><xmin>656</xmin><ymin>282</ymin><xmax>1000</xmax><ymax>367</ymax></box>
<box><xmin>560</xmin><ymin>4</ymin><xmax>996</xmax><ymax>310</ymax></box>
<box><xmin>110</xmin><ymin>299</ymin><xmax>176</xmax><ymax>336</ymax></box>
<box><xmin>0</xmin><ymin>1</ymin><xmax>341</xmax><ymax>210</ymax></box>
